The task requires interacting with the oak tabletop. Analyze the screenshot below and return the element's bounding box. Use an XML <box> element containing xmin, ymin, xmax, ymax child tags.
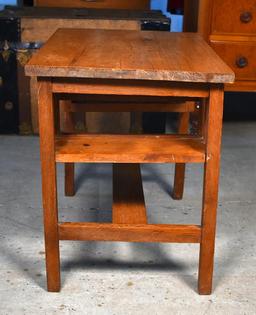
<box><xmin>25</xmin><ymin>28</ymin><xmax>234</xmax><ymax>83</ymax></box>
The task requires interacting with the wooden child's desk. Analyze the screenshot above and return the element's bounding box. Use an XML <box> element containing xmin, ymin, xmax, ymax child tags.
<box><xmin>25</xmin><ymin>29</ymin><xmax>234</xmax><ymax>294</ymax></box>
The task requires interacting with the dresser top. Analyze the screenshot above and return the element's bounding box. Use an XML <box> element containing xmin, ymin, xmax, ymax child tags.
<box><xmin>25</xmin><ymin>29</ymin><xmax>235</xmax><ymax>83</ymax></box>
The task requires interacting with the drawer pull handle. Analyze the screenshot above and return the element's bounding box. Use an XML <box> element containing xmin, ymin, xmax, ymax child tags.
<box><xmin>240</xmin><ymin>11</ymin><xmax>253</xmax><ymax>23</ymax></box>
<box><xmin>236</xmin><ymin>56</ymin><xmax>248</xmax><ymax>68</ymax></box>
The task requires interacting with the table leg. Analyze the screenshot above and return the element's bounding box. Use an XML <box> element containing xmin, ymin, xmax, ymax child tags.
<box><xmin>65</xmin><ymin>163</ymin><xmax>75</xmax><ymax>196</ymax></box>
<box><xmin>172</xmin><ymin>110</ymin><xmax>190</xmax><ymax>200</ymax></box>
<box><xmin>59</xmin><ymin>100</ymin><xmax>76</xmax><ymax>133</ymax></box>
<box><xmin>130</xmin><ymin>112</ymin><xmax>143</xmax><ymax>134</ymax></box>
<box><xmin>198</xmin><ymin>85</ymin><xmax>224</xmax><ymax>295</ymax></box>
<box><xmin>38</xmin><ymin>78</ymin><xmax>61</xmax><ymax>292</ymax></box>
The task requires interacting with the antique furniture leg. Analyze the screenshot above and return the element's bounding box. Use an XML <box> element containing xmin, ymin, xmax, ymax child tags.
<box><xmin>38</xmin><ymin>78</ymin><xmax>61</xmax><ymax>292</ymax></box>
<box><xmin>198</xmin><ymin>85</ymin><xmax>224</xmax><ymax>295</ymax></box>
<box><xmin>60</xmin><ymin>100</ymin><xmax>76</xmax><ymax>196</ymax></box>
<box><xmin>65</xmin><ymin>163</ymin><xmax>75</xmax><ymax>196</ymax></box>
<box><xmin>130</xmin><ymin>112</ymin><xmax>143</xmax><ymax>134</ymax></box>
<box><xmin>172</xmin><ymin>110</ymin><xmax>190</xmax><ymax>200</ymax></box>
<box><xmin>198</xmin><ymin>99</ymin><xmax>207</xmax><ymax>137</ymax></box>
<box><xmin>59</xmin><ymin>100</ymin><xmax>76</xmax><ymax>133</ymax></box>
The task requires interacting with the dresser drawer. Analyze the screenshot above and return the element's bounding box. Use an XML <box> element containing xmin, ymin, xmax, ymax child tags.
<box><xmin>211</xmin><ymin>41</ymin><xmax>256</xmax><ymax>80</ymax></box>
<box><xmin>212</xmin><ymin>0</ymin><xmax>256</xmax><ymax>34</ymax></box>
<box><xmin>35</xmin><ymin>0</ymin><xmax>150</xmax><ymax>10</ymax></box>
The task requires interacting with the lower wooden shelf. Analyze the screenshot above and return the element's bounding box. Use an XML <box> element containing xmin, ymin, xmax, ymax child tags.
<box><xmin>55</xmin><ymin>134</ymin><xmax>205</xmax><ymax>163</ymax></box>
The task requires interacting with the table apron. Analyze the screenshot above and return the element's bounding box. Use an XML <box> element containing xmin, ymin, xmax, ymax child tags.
<box><xmin>50</xmin><ymin>78</ymin><xmax>211</xmax><ymax>98</ymax></box>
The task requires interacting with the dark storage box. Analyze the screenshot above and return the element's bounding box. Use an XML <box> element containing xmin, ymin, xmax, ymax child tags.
<box><xmin>0</xmin><ymin>6</ymin><xmax>170</xmax><ymax>133</ymax></box>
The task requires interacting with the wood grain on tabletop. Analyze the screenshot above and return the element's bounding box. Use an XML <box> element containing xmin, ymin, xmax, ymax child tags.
<box><xmin>25</xmin><ymin>29</ymin><xmax>234</xmax><ymax>83</ymax></box>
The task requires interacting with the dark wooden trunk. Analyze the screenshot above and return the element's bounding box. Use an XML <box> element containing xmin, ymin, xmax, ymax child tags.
<box><xmin>0</xmin><ymin>6</ymin><xmax>170</xmax><ymax>134</ymax></box>
<box><xmin>0</xmin><ymin>18</ymin><xmax>20</xmax><ymax>134</ymax></box>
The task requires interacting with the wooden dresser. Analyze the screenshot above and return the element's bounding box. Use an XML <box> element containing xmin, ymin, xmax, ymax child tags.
<box><xmin>195</xmin><ymin>0</ymin><xmax>256</xmax><ymax>92</ymax></box>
